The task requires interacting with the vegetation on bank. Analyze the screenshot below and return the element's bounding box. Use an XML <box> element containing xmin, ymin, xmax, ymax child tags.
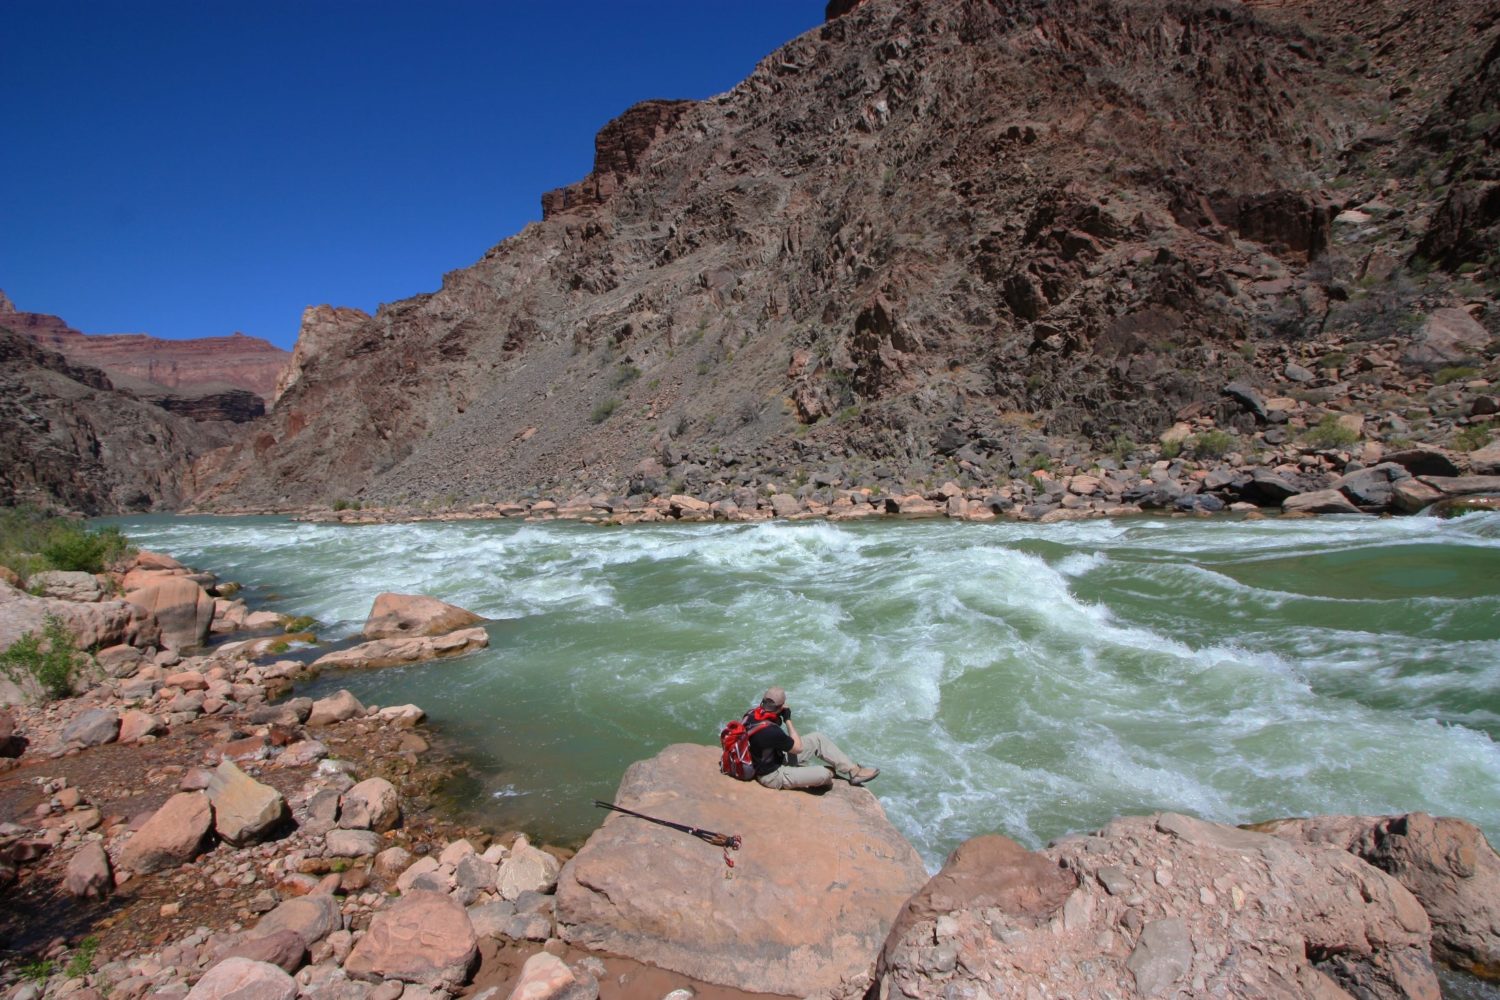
<box><xmin>0</xmin><ymin>613</ymin><xmax>81</xmax><ymax>700</ymax></box>
<box><xmin>0</xmin><ymin>507</ymin><xmax>134</xmax><ymax>581</ymax></box>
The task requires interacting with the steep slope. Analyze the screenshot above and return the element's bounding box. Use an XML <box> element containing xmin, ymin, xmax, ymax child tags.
<box><xmin>192</xmin><ymin>0</ymin><xmax>1500</xmax><ymax>511</ymax></box>
<box><xmin>0</xmin><ymin>327</ymin><xmax>242</xmax><ymax>513</ymax></box>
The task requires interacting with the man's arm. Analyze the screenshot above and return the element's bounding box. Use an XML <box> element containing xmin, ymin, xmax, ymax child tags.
<box><xmin>783</xmin><ymin>716</ymin><xmax>803</xmax><ymax>755</ymax></box>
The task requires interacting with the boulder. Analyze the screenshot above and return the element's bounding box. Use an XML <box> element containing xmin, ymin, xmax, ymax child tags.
<box><xmin>185</xmin><ymin>957</ymin><xmax>297</xmax><ymax>1000</ymax></box>
<box><xmin>210</xmin><ymin>930</ymin><xmax>308</xmax><ymax>975</ymax></box>
<box><xmin>276</xmin><ymin>739</ymin><xmax>328</xmax><ymax>767</ymax></box>
<box><xmin>97</xmin><ymin>643</ymin><xmax>144</xmax><ymax>677</ymax></box>
<box><xmin>126</xmin><ymin>576</ymin><xmax>215</xmax><ymax>651</ymax></box>
<box><xmin>64</xmin><ymin>841</ymin><xmax>112</xmax><ymax>898</ymax></box>
<box><xmin>1403</xmin><ymin>308</ymin><xmax>1492</xmax><ymax>368</ymax></box>
<box><xmin>0</xmin><ymin>708</ymin><xmax>24</xmax><ymax>757</ymax></box>
<box><xmin>28</xmin><ymin>571</ymin><xmax>106</xmax><ymax>602</ymax></box>
<box><xmin>306</xmin><ymin>690</ymin><xmax>365</xmax><ymax>726</ymax></box>
<box><xmin>872</xmin><ymin>812</ymin><xmax>1437</xmax><ymax>1000</ymax></box>
<box><xmin>504</xmin><ymin>952</ymin><xmax>593</xmax><ymax>1000</ymax></box>
<box><xmin>1384</xmin><ymin>448</ymin><xmax>1462</xmax><ymax>479</ymax></box>
<box><xmin>361</xmin><ymin>593</ymin><xmax>485</xmax><ymax>640</ymax></box>
<box><xmin>61</xmin><ymin>708</ymin><xmax>120</xmax><ymax>747</ymax></box>
<box><xmin>1391</xmin><ymin>477</ymin><xmax>1446</xmax><ymax>514</ymax></box>
<box><xmin>555</xmin><ymin>743</ymin><xmax>928</xmax><ymax>996</ymax></box>
<box><xmin>343</xmin><ymin>889</ymin><xmax>478</xmax><ymax>989</ymax></box>
<box><xmin>119</xmin><ymin>791</ymin><xmax>213</xmax><ymax>873</ymax></box>
<box><xmin>309</xmin><ymin>628</ymin><xmax>488</xmax><ymax>671</ymax></box>
<box><xmin>496</xmin><ymin>836</ymin><xmax>561</xmax><ymax>901</ymax></box>
<box><xmin>0</xmin><ymin>584</ymin><xmax>156</xmax><ymax>660</ymax></box>
<box><xmin>1283</xmin><ymin>489</ymin><xmax>1365</xmax><ymax>515</ymax></box>
<box><xmin>118</xmin><ymin>709</ymin><xmax>163</xmax><ymax>743</ymax></box>
<box><xmin>339</xmin><ymin>777</ymin><xmax>400</xmax><ymax>832</ymax></box>
<box><xmin>1470</xmin><ymin>441</ymin><xmax>1500</xmax><ymax>476</ymax></box>
<box><xmin>1419</xmin><ymin>475</ymin><xmax>1500</xmax><ymax>497</ymax></box>
<box><xmin>1258</xmin><ymin>813</ymin><xmax>1500</xmax><ymax>977</ymax></box>
<box><xmin>1334</xmin><ymin>462</ymin><xmax>1411</xmax><ymax>509</ymax></box>
<box><xmin>248</xmin><ymin>893</ymin><xmax>342</xmax><ymax>949</ymax></box>
<box><xmin>326</xmin><ymin>829</ymin><xmax>381</xmax><ymax>857</ymax></box>
<box><xmin>206</xmin><ymin>760</ymin><xmax>288</xmax><ymax>845</ymax></box>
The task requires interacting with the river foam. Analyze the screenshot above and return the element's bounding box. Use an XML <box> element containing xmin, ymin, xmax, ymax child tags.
<box><xmin>107</xmin><ymin>512</ymin><xmax>1500</xmax><ymax>869</ymax></box>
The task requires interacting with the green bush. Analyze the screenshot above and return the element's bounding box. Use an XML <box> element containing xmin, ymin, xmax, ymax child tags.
<box><xmin>0</xmin><ymin>614</ymin><xmax>79</xmax><ymax>700</ymax></box>
<box><xmin>0</xmin><ymin>509</ymin><xmax>133</xmax><ymax>578</ymax></box>
<box><xmin>1192</xmin><ymin>430</ymin><xmax>1236</xmax><ymax>459</ymax></box>
<box><xmin>1435</xmin><ymin>366</ymin><xmax>1478</xmax><ymax>386</ymax></box>
<box><xmin>609</xmin><ymin>364</ymin><xmax>641</xmax><ymax>389</ymax></box>
<box><xmin>1304</xmin><ymin>415</ymin><xmax>1360</xmax><ymax>450</ymax></box>
<box><xmin>1454</xmin><ymin>421</ymin><xmax>1495</xmax><ymax>452</ymax></box>
<box><xmin>19</xmin><ymin>958</ymin><xmax>55</xmax><ymax>985</ymax></box>
<box><xmin>65</xmin><ymin>937</ymin><xmax>100</xmax><ymax>979</ymax></box>
<box><xmin>590</xmin><ymin>398</ymin><xmax>621</xmax><ymax>424</ymax></box>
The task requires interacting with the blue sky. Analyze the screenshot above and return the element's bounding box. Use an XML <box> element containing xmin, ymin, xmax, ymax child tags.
<box><xmin>3</xmin><ymin>2</ymin><xmax>824</xmax><ymax>350</ymax></box>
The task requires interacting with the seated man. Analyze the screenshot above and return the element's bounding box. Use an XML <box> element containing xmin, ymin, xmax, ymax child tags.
<box><xmin>746</xmin><ymin>686</ymin><xmax>879</xmax><ymax>790</ymax></box>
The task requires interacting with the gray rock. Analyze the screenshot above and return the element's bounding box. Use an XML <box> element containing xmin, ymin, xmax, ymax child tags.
<box><xmin>1334</xmin><ymin>462</ymin><xmax>1411</xmax><ymax>509</ymax></box>
<box><xmin>248</xmin><ymin>893</ymin><xmax>342</xmax><ymax>948</ymax></box>
<box><xmin>466</xmin><ymin>900</ymin><xmax>517</xmax><ymax>939</ymax></box>
<box><xmin>207</xmin><ymin>760</ymin><xmax>288</xmax><ymax>846</ymax></box>
<box><xmin>61</xmin><ymin>709</ymin><xmax>120</xmax><ymax>747</ymax></box>
<box><xmin>64</xmin><ymin>841</ymin><xmax>112</xmax><ymax>898</ymax></box>
<box><xmin>1127</xmin><ymin>917</ymin><xmax>1193</xmax><ymax>995</ymax></box>
<box><xmin>326</xmin><ymin>829</ymin><xmax>381</xmax><ymax>857</ymax></box>
<box><xmin>1283</xmin><ymin>489</ymin><xmax>1365</xmax><ymax>515</ymax></box>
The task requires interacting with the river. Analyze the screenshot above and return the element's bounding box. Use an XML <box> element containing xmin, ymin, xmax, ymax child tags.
<box><xmin>101</xmin><ymin>512</ymin><xmax>1500</xmax><ymax>874</ymax></box>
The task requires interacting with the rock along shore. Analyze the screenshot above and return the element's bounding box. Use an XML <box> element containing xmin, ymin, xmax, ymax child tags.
<box><xmin>196</xmin><ymin>439</ymin><xmax>1500</xmax><ymax>527</ymax></box>
<box><xmin>2</xmin><ymin>550</ymin><xmax>1498</xmax><ymax>1000</ymax></box>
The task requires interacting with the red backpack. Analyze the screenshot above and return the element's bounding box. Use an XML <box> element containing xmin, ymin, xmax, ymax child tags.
<box><xmin>719</xmin><ymin>715</ymin><xmax>776</xmax><ymax>780</ymax></box>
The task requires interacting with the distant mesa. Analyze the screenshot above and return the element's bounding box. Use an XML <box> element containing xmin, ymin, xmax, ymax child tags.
<box><xmin>0</xmin><ymin>289</ymin><xmax>290</xmax><ymax>419</ymax></box>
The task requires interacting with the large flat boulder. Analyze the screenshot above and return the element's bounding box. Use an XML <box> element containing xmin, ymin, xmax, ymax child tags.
<box><xmin>0</xmin><ymin>581</ymin><xmax>158</xmax><ymax>660</ymax></box>
<box><xmin>310</xmin><ymin>627</ymin><xmax>488</xmax><ymax>670</ymax></box>
<box><xmin>361</xmin><ymin>593</ymin><xmax>484</xmax><ymax>640</ymax></box>
<box><xmin>555</xmin><ymin>743</ymin><xmax>928</xmax><ymax>996</ymax></box>
<box><xmin>119</xmin><ymin>791</ymin><xmax>213</xmax><ymax>874</ymax></box>
<box><xmin>125</xmin><ymin>576</ymin><xmax>215</xmax><ymax>651</ymax></box>
<box><xmin>185</xmin><ymin>956</ymin><xmax>296</xmax><ymax>1000</ymax></box>
<box><xmin>870</xmin><ymin>812</ymin><xmax>1437</xmax><ymax>1000</ymax></box>
<box><xmin>343</xmin><ymin>889</ymin><xmax>477</xmax><ymax>989</ymax></box>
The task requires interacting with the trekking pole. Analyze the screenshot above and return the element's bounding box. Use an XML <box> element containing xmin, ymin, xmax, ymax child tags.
<box><xmin>593</xmin><ymin>800</ymin><xmax>742</xmax><ymax>871</ymax></box>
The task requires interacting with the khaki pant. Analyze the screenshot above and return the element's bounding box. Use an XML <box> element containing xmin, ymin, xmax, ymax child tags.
<box><xmin>755</xmin><ymin>731</ymin><xmax>859</xmax><ymax>791</ymax></box>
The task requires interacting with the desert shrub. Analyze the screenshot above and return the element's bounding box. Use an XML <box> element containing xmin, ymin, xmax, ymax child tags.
<box><xmin>1435</xmin><ymin>366</ymin><xmax>1478</xmax><ymax>386</ymax></box>
<box><xmin>1454</xmin><ymin>421</ymin><xmax>1495</xmax><ymax>452</ymax></box>
<box><xmin>66</xmin><ymin>937</ymin><xmax>99</xmax><ymax>979</ymax></box>
<box><xmin>284</xmin><ymin>615</ymin><xmax>316</xmax><ymax>633</ymax></box>
<box><xmin>609</xmin><ymin>364</ymin><xmax>641</xmax><ymax>389</ymax></box>
<box><xmin>20</xmin><ymin>959</ymin><xmax>55</xmax><ymax>985</ymax></box>
<box><xmin>1160</xmin><ymin>438</ymin><xmax>1183</xmax><ymax>459</ymax></box>
<box><xmin>0</xmin><ymin>508</ymin><xmax>133</xmax><ymax>578</ymax></box>
<box><xmin>0</xmin><ymin>614</ymin><xmax>80</xmax><ymax>700</ymax></box>
<box><xmin>1193</xmin><ymin>430</ymin><xmax>1236</xmax><ymax>459</ymax></box>
<box><xmin>1304</xmin><ymin>415</ymin><xmax>1360</xmax><ymax>450</ymax></box>
<box><xmin>590</xmin><ymin>398</ymin><xmax>621</xmax><ymax>424</ymax></box>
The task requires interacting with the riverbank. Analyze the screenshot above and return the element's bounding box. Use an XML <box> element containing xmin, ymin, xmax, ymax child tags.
<box><xmin>191</xmin><ymin>441</ymin><xmax>1500</xmax><ymax>527</ymax></box>
<box><xmin>0</xmin><ymin>552</ymin><xmax>778</xmax><ymax>1000</ymax></box>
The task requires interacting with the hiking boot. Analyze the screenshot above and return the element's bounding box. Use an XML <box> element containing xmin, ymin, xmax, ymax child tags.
<box><xmin>848</xmin><ymin>766</ymin><xmax>880</xmax><ymax>786</ymax></box>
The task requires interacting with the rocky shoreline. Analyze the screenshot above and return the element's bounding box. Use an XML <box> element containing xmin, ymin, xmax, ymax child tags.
<box><xmin>194</xmin><ymin>438</ymin><xmax>1500</xmax><ymax>527</ymax></box>
<box><xmin>1</xmin><ymin>549</ymin><xmax>1498</xmax><ymax>1000</ymax></box>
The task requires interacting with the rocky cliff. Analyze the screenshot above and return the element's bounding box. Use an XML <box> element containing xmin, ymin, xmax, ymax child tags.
<box><xmin>0</xmin><ymin>327</ymin><xmax>241</xmax><ymax>514</ymax></box>
<box><xmin>0</xmin><ymin>292</ymin><xmax>289</xmax><ymax>407</ymax></box>
<box><xmin>185</xmin><ymin>0</ymin><xmax>1500</xmax><ymax>511</ymax></box>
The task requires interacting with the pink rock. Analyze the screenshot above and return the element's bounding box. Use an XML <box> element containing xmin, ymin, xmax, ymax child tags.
<box><xmin>119</xmin><ymin>791</ymin><xmax>213</xmax><ymax>874</ymax></box>
<box><xmin>126</xmin><ymin>577</ymin><xmax>215</xmax><ymax>651</ymax></box>
<box><xmin>64</xmin><ymin>842</ymin><xmax>112</xmax><ymax>898</ymax></box>
<box><xmin>184</xmin><ymin>957</ymin><xmax>296</xmax><ymax>1000</ymax></box>
<box><xmin>556</xmin><ymin>743</ymin><xmax>928</xmax><ymax>996</ymax></box>
<box><xmin>339</xmin><ymin>778</ymin><xmax>400</xmax><ymax>833</ymax></box>
<box><xmin>306</xmin><ymin>690</ymin><xmax>365</xmax><ymax>727</ymax></box>
<box><xmin>343</xmin><ymin>889</ymin><xmax>477</xmax><ymax>989</ymax></box>
<box><xmin>361</xmin><ymin>593</ymin><xmax>484</xmax><ymax>640</ymax></box>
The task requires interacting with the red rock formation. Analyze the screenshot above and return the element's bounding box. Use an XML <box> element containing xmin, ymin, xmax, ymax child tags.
<box><xmin>541</xmin><ymin>100</ymin><xmax>695</xmax><ymax>219</ymax></box>
<box><xmin>0</xmin><ymin>292</ymin><xmax>289</xmax><ymax>403</ymax></box>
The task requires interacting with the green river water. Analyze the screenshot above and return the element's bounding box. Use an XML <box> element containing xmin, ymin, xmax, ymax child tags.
<box><xmin>102</xmin><ymin>512</ymin><xmax>1500</xmax><ymax>876</ymax></box>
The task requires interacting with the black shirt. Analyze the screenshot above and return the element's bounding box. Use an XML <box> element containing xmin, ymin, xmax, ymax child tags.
<box><xmin>747</xmin><ymin>716</ymin><xmax>794</xmax><ymax>775</ymax></box>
